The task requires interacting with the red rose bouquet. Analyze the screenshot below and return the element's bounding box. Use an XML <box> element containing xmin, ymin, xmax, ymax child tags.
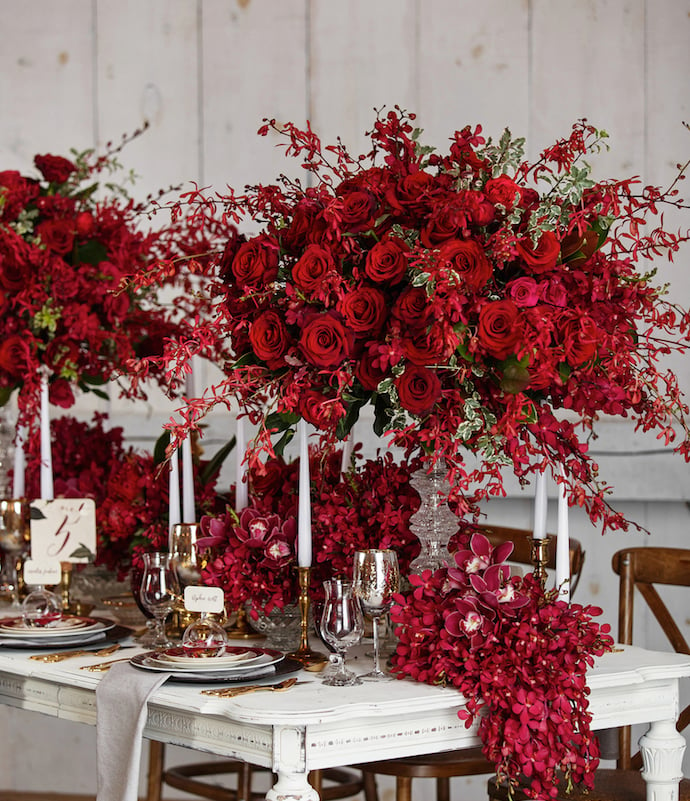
<box><xmin>0</xmin><ymin>129</ymin><xmax>217</xmax><ymax>434</ymax></box>
<box><xmin>390</xmin><ymin>533</ymin><xmax>614</xmax><ymax>799</ymax></box>
<box><xmin>142</xmin><ymin>110</ymin><xmax>690</xmax><ymax>533</ymax></box>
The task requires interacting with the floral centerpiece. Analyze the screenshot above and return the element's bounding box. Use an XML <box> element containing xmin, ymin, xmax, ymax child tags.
<box><xmin>0</xmin><ymin>128</ymin><xmax>216</xmax><ymax>433</ymax></box>
<box><xmin>22</xmin><ymin>413</ymin><xmax>227</xmax><ymax>578</ymax></box>
<box><xmin>138</xmin><ymin>109</ymin><xmax>690</xmax><ymax>534</ymax></box>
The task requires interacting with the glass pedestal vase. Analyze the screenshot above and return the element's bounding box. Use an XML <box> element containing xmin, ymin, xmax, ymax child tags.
<box><xmin>408</xmin><ymin>460</ymin><xmax>457</xmax><ymax>575</ymax></box>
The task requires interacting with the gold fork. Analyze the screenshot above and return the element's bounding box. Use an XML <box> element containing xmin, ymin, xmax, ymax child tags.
<box><xmin>201</xmin><ymin>677</ymin><xmax>301</xmax><ymax>698</ymax></box>
<box><xmin>30</xmin><ymin>643</ymin><xmax>122</xmax><ymax>663</ymax></box>
<box><xmin>80</xmin><ymin>656</ymin><xmax>132</xmax><ymax>672</ymax></box>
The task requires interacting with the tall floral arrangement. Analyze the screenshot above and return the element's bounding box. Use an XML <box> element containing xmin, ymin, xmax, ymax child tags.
<box><xmin>135</xmin><ymin>109</ymin><xmax>690</xmax><ymax>534</ymax></box>
<box><xmin>0</xmin><ymin>129</ymin><xmax>217</xmax><ymax>433</ymax></box>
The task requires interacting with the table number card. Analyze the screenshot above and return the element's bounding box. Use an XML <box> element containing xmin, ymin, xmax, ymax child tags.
<box><xmin>184</xmin><ymin>585</ymin><xmax>225</xmax><ymax>615</ymax></box>
<box><xmin>29</xmin><ymin>499</ymin><xmax>97</xmax><ymax>564</ymax></box>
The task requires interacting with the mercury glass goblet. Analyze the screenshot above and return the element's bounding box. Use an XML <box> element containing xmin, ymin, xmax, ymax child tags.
<box><xmin>353</xmin><ymin>549</ymin><xmax>400</xmax><ymax>680</ymax></box>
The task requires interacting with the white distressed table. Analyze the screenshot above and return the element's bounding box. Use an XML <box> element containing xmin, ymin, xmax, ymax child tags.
<box><xmin>0</xmin><ymin>642</ymin><xmax>687</xmax><ymax>801</ymax></box>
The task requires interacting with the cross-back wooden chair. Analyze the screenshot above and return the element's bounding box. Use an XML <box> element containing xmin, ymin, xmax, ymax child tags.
<box><xmin>354</xmin><ymin>525</ymin><xmax>586</xmax><ymax>801</ymax></box>
<box><xmin>488</xmin><ymin>545</ymin><xmax>690</xmax><ymax>801</ymax></box>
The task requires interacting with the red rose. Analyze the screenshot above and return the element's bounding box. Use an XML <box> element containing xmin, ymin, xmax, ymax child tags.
<box><xmin>395</xmin><ymin>366</ymin><xmax>442</xmax><ymax>415</ymax></box>
<box><xmin>507</xmin><ymin>277</ymin><xmax>540</xmax><ymax>307</ymax></box>
<box><xmin>335</xmin><ymin>189</ymin><xmax>377</xmax><ymax>233</ymax></box>
<box><xmin>0</xmin><ymin>334</ymin><xmax>30</xmax><ymax>377</ymax></box>
<box><xmin>355</xmin><ymin>346</ymin><xmax>390</xmax><ymax>391</ymax></box>
<box><xmin>386</xmin><ymin>172</ymin><xmax>435</xmax><ymax>215</ymax></box>
<box><xmin>392</xmin><ymin>286</ymin><xmax>432</xmax><ymax>327</ymax></box>
<box><xmin>438</xmin><ymin>238</ymin><xmax>492</xmax><ymax>291</ymax></box>
<box><xmin>48</xmin><ymin>378</ymin><xmax>75</xmax><ymax>408</ymax></box>
<box><xmin>403</xmin><ymin>322</ymin><xmax>457</xmax><ymax>367</ymax></box>
<box><xmin>34</xmin><ymin>154</ymin><xmax>77</xmax><ymax>184</ymax></box>
<box><xmin>365</xmin><ymin>237</ymin><xmax>410</xmax><ymax>284</ymax></box>
<box><xmin>291</xmin><ymin>245</ymin><xmax>335</xmax><ymax>293</ymax></box>
<box><xmin>231</xmin><ymin>236</ymin><xmax>279</xmax><ymax>290</ymax></box>
<box><xmin>36</xmin><ymin>218</ymin><xmax>74</xmax><ymax>254</ymax></box>
<box><xmin>484</xmin><ymin>175</ymin><xmax>521</xmax><ymax>210</ymax></box>
<box><xmin>299</xmin><ymin>313</ymin><xmax>352</xmax><ymax>368</ymax></box>
<box><xmin>337</xmin><ymin>287</ymin><xmax>387</xmax><ymax>335</ymax></box>
<box><xmin>516</xmin><ymin>231</ymin><xmax>560</xmax><ymax>273</ymax></box>
<box><xmin>560</xmin><ymin>315</ymin><xmax>599</xmax><ymax>366</ymax></box>
<box><xmin>477</xmin><ymin>300</ymin><xmax>522</xmax><ymax>360</ymax></box>
<box><xmin>249</xmin><ymin>310</ymin><xmax>290</xmax><ymax>368</ymax></box>
<box><xmin>299</xmin><ymin>390</ymin><xmax>345</xmax><ymax>429</ymax></box>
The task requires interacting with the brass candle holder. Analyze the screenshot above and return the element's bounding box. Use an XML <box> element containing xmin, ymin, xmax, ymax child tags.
<box><xmin>288</xmin><ymin>566</ymin><xmax>326</xmax><ymax>666</ymax></box>
<box><xmin>530</xmin><ymin>537</ymin><xmax>549</xmax><ymax>589</ymax></box>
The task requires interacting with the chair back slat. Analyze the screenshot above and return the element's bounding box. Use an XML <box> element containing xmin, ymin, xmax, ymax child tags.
<box><xmin>611</xmin><ymin>546</ymin><xmax>690</xmax><ymax>770</ymax></box>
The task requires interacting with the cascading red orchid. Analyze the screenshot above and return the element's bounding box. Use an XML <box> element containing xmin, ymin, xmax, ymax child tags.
<box><xmin>390</xmin><ymin>533</ymin><xmax>614</xmax><ymax>799</ymax></box>
<box><xmin>0</xmin><ymin>130</ymin><xmax>219</xmax><ymax>440</ymax></box>
<box><xmin>132</xmin><ymin>109</ymin><xmax>690</xmax><ymax>535</ymax></box>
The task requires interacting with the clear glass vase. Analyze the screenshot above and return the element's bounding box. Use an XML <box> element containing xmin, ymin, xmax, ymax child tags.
<box><xmin>0</xmin><ymin>409</ymin><xmax>15</xmax><ymax>499</ymax></box>
<box><xmin>408</xmin><ymin>460</ymin><xmax>458</xmax><ymax>574</ymax></box>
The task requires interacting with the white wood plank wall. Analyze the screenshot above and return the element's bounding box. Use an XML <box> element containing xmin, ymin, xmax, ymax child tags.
<box><xmin>0</xmin><ymin>2</ymin><xmax>689</xmax><ymax>797</ymax></box>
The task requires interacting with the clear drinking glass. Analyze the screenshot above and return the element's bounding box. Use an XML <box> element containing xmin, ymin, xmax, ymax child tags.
<box><xmin>139</xmin><ymin>552</ymin><xmax>180</xmax><ymax>649</ymax></box>
<box><xmin>319</xmin><ymin>578</ymin><xmax>364</xmax><ymax>686</ymax></box>
<box><xmin>353</xmin><ymin>549</ymin><xmax>400</xmax><ymax>680</ymax></box>
<box><xmin>0</xmin><ymin>499</ymin><xmax>30</xmax><ymax>606</ymax></box>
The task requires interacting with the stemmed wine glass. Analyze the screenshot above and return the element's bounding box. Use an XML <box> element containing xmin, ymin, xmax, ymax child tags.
<box><xmin>319</xmin><ymin>578</ymin><xmax>364</xmax><ymax>686</ymax></box>
<box><xmin>353</xmin><ymin>549</ymin><xmax>400</xmax><ymax>680</ymax></box>
<box><xmin>0</xmin><ymin>500</ymin><xmax>30</xmax><ymax>607</ymax></box>
<box><xmin>139</xmin><ymin>552</ymin><xmax>180</xmax><ymax>649</ymax></box>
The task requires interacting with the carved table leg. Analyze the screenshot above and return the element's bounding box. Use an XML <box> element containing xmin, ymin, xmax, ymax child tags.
<box><xmin>265</xmin><ymin>770</ymin><xmax>319</xmax><ymax>801</ymax></box>
<box><xmin>639</xmin><ymin>718</ymin><xmax>687</xmax><ymax>801</ymax></box>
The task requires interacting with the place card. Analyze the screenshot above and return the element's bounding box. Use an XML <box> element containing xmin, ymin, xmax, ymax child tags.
<box><xmin>23</xmin><ymin>558</ymin><xmax>62</xmax><ymax>586</ymax></box>
<box><xmin>183</xmin><ymin>585</ymin><xmax>225</xmax><ymax>614</ymax></box>
<box><xmin>30</xmin><ymin>499</ymin><xmax>97</xmax><ymax>564</ymax></box>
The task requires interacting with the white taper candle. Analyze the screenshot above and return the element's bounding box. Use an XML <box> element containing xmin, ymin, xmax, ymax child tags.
<box><xmin>556</xmin><ymin>465</ymin><xmax>571</xmax><ymax>602</ymax></box>
<box><xmin>13</xmin><ymin>425</ymin><xmax>25</xmax><ymax>498</ymax></box>
<box><xmin>181</xmin><ymin>435</ymin><xmax>195</xmax><ymax>522</ymax></box>
<box><xmin>532</xmin><ymin>470</ymin><xmax>547</xmax><ymax>539</ymax></box>
<box><xmin>297</xmin><ymin>420</ymin><xmax>312</xmax><ymax>568</ymax></box>
<box><xmin>168</xmin><ymin>447</ymin><xmax>181</xmax><ymax>542</ymax></box>
<box><xmin>40</xmin><ymin>375</ymin><xmax>53</xmax><ymax>500</ymax></box>
<box><xmin>235</xmin><ymin>415</ymin><xmax>248</xmax><ymax>513</ymax></box>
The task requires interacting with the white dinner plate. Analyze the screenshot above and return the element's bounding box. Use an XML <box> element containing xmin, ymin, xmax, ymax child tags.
<box><xmin>0</xmin><ymin>615</ymin><xmax>113</xmax><ymax>638</ymax></box>
<box><xmin>131</xmin><ymin>648</ymin><xmax>285</xmax><ymax>676</ymax></box>
<box><xmin>153</xmin><ymin>647</ymin><xmax>262</xmax><ymax>668</ymax></box>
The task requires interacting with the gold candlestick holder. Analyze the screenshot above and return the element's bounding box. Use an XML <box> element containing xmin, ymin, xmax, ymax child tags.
<box><xmin>530</xmin><ymin>537</ymin><xmax>549</xmax><ymax>590</ymax></box>
<box><xmin>288</xmin><ymin>566</ymin><xmax>326</xmax><ymax>666</ymax></box>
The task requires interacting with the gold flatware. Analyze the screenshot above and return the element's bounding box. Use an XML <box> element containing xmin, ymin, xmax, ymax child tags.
<box><xmin>80</xmin><ymin>656</ymin><xmax>132</xmax><ymax>672</ymax></box>
<box><xmin>30</xmin><ymin>643</ymin><xmax>122</xmax><ymax>663</ymax></box>
<box><xmin>201</xmin><ymin>677</ymin><xmax>301</xmax><ymax>698</ymax></box>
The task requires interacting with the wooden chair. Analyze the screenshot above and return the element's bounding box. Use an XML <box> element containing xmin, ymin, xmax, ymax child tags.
<box><xmin>354</xmin><ymin>525</ymin><xmax>585</xmax><ymax>801</ymax></box>
<box><xmin>488</xmin><ymin>545</ymin><xmax>690</xmax><ymax>801</ymax></box>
